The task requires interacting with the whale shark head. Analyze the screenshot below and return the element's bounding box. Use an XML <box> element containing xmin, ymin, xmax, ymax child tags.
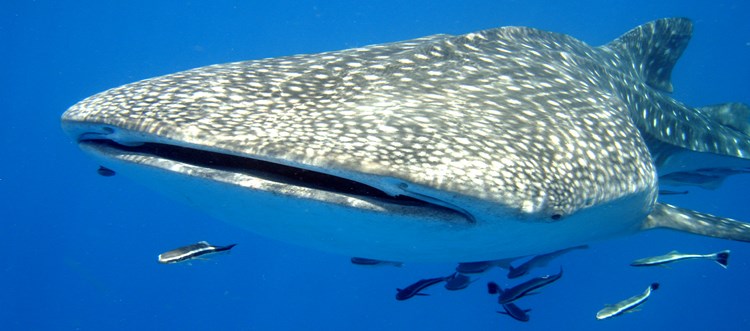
<box><xmin>61</xmin><ymin>18</ymin><xmax>750</xmax><ymax>262</ymax></box>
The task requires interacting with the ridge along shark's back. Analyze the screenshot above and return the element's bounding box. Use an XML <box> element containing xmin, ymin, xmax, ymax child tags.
<box><xmin>61</xmin><ymin>18</ymin><xmax>750</xmax><ymax>262</ymax></box>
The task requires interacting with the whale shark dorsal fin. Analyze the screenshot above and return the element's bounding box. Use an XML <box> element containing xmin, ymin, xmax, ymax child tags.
<box><xmin>602</xmin><ymin>18</ymin><xmax>692</xmax><ymax>93</ymax></box>
<box><xmin>642</xmin><ymin>203</ymin><xmax>750</xmax><ymax>242</ymax></box>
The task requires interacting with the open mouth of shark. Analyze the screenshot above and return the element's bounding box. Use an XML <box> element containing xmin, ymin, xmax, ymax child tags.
<box><xmin>77</xmin><ymin>137</ymin><xmax>476</xmax><ymax>224</ymax></box>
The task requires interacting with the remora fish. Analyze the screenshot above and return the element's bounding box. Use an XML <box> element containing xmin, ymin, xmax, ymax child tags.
<box><xmin>444</xmin><ymin>272</ymin><xmax>475</xmax><ymax>290</ymax></box>
<box><xmin>61</xmin><ymin>18</ymin><xmax>750</xmax><ymax>263</ymax></box>
<box><xmin>508</xmin><ymin>245</ymin><xmax>587</xmax><ymax>279</ymax></box>
<box><xmin>350</xmin><ymin>257</ymin><xmax>403</xmax><ymax>267</ymax></box>
<box><xmin>488</xmin><ymin>282</ymin><xmax>531</xmax><ymax>322</ymax></box>
<box><xmin>158</xmin><ymin>241</ymin><xmax>237</xmax><ymax>264</ymax></box>
<box><xmin>630</xmin><ymin>250</ymin><xmax>730</xmax><ymax>268</ymax></box>
<box><xmin>498</xmin><ymin>268</ymin><xmax>563</xmax><ymax>304</ymax></box>
<box><xmin>596</xmin><ymin>283</ymin><xmax>660</xmax><ymax>320</ymax></box>
<box><xmin>456</xmin><ymin>258</ymin><xmax>515</xmax><ymax>274</ymax></box>
<box><xmin>658</xmin><ymin>190</ymin><xmax>688</xmax><ymax>195</ymax></box>
<box><xmin>498</xmin><ymin>304</ymin><xmax>531</xmax><ymax>323</ymax></box>
<box><xmin>395</xmin><ymin>276</ymin><xmax>450</xmax><ymax>300</ymax></box>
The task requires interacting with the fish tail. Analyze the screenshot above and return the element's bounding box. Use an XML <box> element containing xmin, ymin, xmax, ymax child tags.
<box><xmin>216</xmin><ymin>243</ymin><xmax>238</xmax><ymax>252</ymax></box>
<box><xmin>650</xmin><ymin>283</ymin><xmax>660</xmax><ymax>291</ymax></box>
<box><xmin>487</xmin><ymin>282</ymin><xmax>500</xmax><ymax>295</ymax></box>
<box><xmin>714</xmin><ymin>250</ymin><xmax>731</xmax><ymax>269</ymax></box>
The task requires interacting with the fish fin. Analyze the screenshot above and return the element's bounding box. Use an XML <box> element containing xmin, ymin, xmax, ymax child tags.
<box><xmin>487</xmin><ymin>282</ymin><xmax>500</xmax><ymax>295</ymax></box>
<box><xmin>415</xmin><ymin>293</ymin><xmax>430</xmax><ymax>296</ymax></box>
<box><xmin>198</xmin><ymin>241</ymin><xmax>210</xmax><ymax>245</ymax></box>
<box><xmin>603</xmin><ymin>18</ymin><xmax>691</xmax><ymax>92</ymax></box>
<box><xmin>715</xmin><ymin>250</ymin><xmax>731</xmax><ymax>269</ymax></box>
<box><xmin>494</xmin><ymin>257</ymin><xmax>516</xmax><ymax>269</ymax></box>
<box><xmin>697</xmin><ymin>103</ymin><xmax>750</xmax><ymax>136</ymax></box>
<box><xmin>216</xmin><ymin>243</ymin><xmax>237</xmax><ymax>252</ymax></box>
<box><xmin>496</xmin><ymin>311</ymin><xmax>508</xmax><ymax>315</ymax></box>
<box><xmin>642</xmin><ymin>203</ymin><xmax>750</xmax><ymax>242</ymax></box>
<box><xmin>626</xmin><ymin>307</ymin><xmax>642</xmax><ymax>313</ymax></box>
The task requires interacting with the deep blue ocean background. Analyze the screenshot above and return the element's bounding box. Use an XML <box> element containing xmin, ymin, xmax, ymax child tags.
<box><xmin>2</xmin><ymin>1</ymin><xmax>749</xmax><ymax>330</ymax></box>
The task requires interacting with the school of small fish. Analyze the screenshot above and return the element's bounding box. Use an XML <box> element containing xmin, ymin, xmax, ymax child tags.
<box><xmin>382</xmin><ymin>245</ymin><xmax>731</xmax><ymax>324</ymax></box>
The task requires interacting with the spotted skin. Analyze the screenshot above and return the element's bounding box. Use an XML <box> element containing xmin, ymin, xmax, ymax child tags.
<box><xmin>63</xmin><ymin>24</ymin><xmax>660</xmax><ymax>219</ymax></box>
<box><xmin>62</xmin><ymin>18</ymin><xmax>750</xmax><ymax>262</ymax></box>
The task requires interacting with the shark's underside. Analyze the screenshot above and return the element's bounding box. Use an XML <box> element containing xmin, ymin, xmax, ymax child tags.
<box><xmin>62</xmin><ymin>18</ymin><xmax>750</xmax><ymax>262</ymax></box>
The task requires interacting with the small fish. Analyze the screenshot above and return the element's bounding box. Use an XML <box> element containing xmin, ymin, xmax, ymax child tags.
<box><xmin>630</xmin><ymin>250</ymin><xmax>730</xmax><ymax>268</ymax></box>
<box><xmin>498</xmin><ymin>268</ymin><xmax>563</xmax><ymax>304</ymax></box>
<box><xmin>96</xmin><ymin>166</ymin><xmax>116</xmax><ymax>177</ymax></box>
<box><xmin>350</xmin><ymin>257</ymin><xmax>403</xmax><ymax>267</ymax></box>
<box><xmin>596</xmin><ymin>283</ymin><xmax>659</xmax><ymax>320</ymax></box>
<box><xmin>158</xmin><ymin>241</ymin><xmax>237</xmax><ymax>264</ymax></box>
<box><xmin>456</xmin><ymin>257</ymin><xmax>515</xmax><ymax>274</ymax></box>
<box><xmin>497</xmin><ymin>304</ymin><xmax>531</xmax><ymax>322</ymax></box>
<box><xmin>658</xmin><ymin>190</ymin><xmax>689</xmax><ymax>195</ymax></box>
<box><xmin>508</xmin><ymin>245</ymin><xmax>587</xmax><ymax>279</ymax></box>
<box><xmin>488</xmin><ymin>282</ymin><xmax>531</xmax><ymax>322</ymax></box>
<box><xmin>444</xmin><ymin>272</ymin><xmax>475</xmax><ymax>291</ymax></box>
<box><xmin>396</xmin><ymin>276</ymin><xmax>450</xmax><ymax>301</ymax></box>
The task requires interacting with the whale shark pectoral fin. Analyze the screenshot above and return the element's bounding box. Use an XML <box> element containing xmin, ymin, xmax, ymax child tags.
<box><xmin>642</xmin><ymin>203</ymin><xmax>750</xmax><ymax>242</ymax></box>
<box><xmin>697</xmin><ymin>103</ymin><xmax>750</xmax><ymax>136</ymax></box>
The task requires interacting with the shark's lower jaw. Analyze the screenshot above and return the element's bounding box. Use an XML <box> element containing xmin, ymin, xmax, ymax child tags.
<box><xmin>70</xmin><ymin>133</ymin><xmax>650</xmax><ymax>263</ymax></box>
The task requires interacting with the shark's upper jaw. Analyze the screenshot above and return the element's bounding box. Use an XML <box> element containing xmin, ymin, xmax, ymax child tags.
<box><xmin>65</xmin><ymin>122</ymin><xmax>477</xmax><ymax>225</ymax></box>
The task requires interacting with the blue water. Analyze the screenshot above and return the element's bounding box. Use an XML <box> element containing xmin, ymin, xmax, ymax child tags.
<box><xmin>2</xmin><ymin>1</ymin><xmax>749</xmax><ymax>330</ymax></box>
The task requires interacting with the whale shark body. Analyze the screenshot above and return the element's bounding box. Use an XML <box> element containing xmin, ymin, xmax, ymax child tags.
<box><xmin>62</xmin><ymin>18</ymin><xmax>750</xmax><ymax>262</ymax></box>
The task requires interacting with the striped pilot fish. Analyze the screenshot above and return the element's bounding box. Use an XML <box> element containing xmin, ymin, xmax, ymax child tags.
<box><xmin>630</xmin><ymin>250</ymin><xmax>730</xmax><ymax>268</ymax></box>
<box><xmin>158</xmin><ymin>241</ymin><xmax>237</xmax><ymax>264</ymax></box>
<box><xmin>596</xmin><ymin>283</ymin><xmax>660</xmax><ymax>320</ymax></box>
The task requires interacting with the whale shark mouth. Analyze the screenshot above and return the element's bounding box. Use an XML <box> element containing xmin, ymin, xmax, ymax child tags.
<box><xmin>77</xmin><ymin>138</ymin><xmax>476</xmax><ymax>223</ymax></box>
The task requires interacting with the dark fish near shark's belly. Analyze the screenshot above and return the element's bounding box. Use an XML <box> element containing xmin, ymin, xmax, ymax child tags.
<box><xmin>507</xmin><ymin>245</ymin><xmax>586</xmax><ymax>279</ymax></box>
<box><xmin>488</xmin><ymin>282</ymin><xmax>531</xmax><ymax>322</ymax></box>
<box><xmin>61</xmin><ymin>18</ymin><xmax>750</xmax><ymax>263</ymax></box>
<box><xmin>396</xmin><ymin>276</ymin><xmax>450</xmax><ymax>300</ymax></box>
<box><xmin>498</xmin><ymin>268</ymin><xmax>563</xmax><ymax>304</ymax></box>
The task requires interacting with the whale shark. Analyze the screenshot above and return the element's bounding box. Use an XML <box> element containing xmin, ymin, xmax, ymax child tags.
<box><xmin>61</xmin><ymin>18</ymin><xmax>750</xmax><ymax>262</ymax></box>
